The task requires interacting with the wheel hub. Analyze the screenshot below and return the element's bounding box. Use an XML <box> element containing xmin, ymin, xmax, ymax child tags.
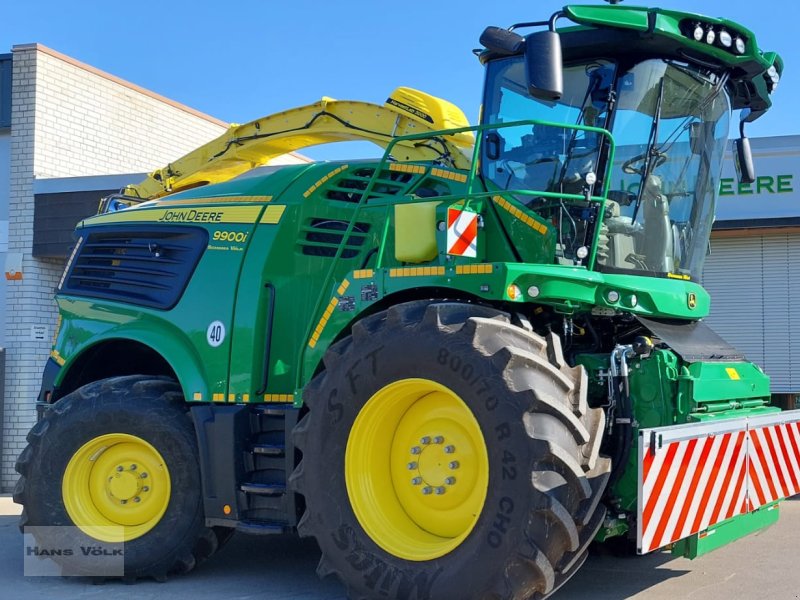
<box><xmin>409</xmin><ymin>435</ymin><xmax>457</xmax><ymax>494</ymax></box>
<box><xmin>346</xmin><ymin>378</ymin><xmax>489</xmax><ymax>561</ymax></box>
<box><xmin>63</xmin><ymin>433</ymin><xmax>170</xmax><ymax>542</ymax></box>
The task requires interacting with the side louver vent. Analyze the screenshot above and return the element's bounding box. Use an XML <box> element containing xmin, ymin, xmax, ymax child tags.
<box><xmin>299</xmin><ymin>219</ymin><xmax>371</xmax><ymax>258</ymax></box>
<box><xmin>60</xmin><ymin>226</ymin><xmax>208</xmax><ymax>310</ymax></box>
<box><xmin>325</xmin><ymin>168</ymin><xmax>415</xmax><ymax>203</ymax></box>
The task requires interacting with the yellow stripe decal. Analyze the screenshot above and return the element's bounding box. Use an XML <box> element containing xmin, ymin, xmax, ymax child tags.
<box><xmin>455</xmin><ymin>264</ymin><xmax>493</xmax><ymax>275</ymax></box>
<box><xmin>242</xmin><ymin>394</ymin><xmax>250</xmax><ymax>403</ymax></box>
<box><xmin>260</xmin><ymin>204</ymin><xmax>286</xmax><ymax>224</ymax></box>
<box><xmin>389</xmin><ymin>163</ymin><xmax>426</xmax><ymax>175</ymax></box>
<box><xmin>192</xmin><ymin>392</ymin><xmax>203</xmax><ymax>401</ymax></box>
<box><xmin>303</xmin><ymin>164</ymin><xmax>349</xmax><ymax>198</ymax></box>
<box><xmin>353</xmin><ymin>269</ymin><xmax>374</xmax><ymax>279</ymax></box>
<box><xmin>725</xmin><ymin>368</ymin><xmax>741</xmax><ymax>380</ymax></box>
<box><xmin>431</xmin><ymin>167</ymin><xmax>467</xmax><ymax>183</ymax></box>
<box><xmin>86</xmin><ymin>205</ymin><xmax>264</xmax><ymax>225</ymax></box>
<box><xmin>308</xmin><ymin>280</ymin><xmax>349</xmax><ymax>348</ymax></box>
<box><xmin>155</xmin><ymin>195</ymin><xmax>273</xmax><ymax>206</ymax></box>
<box><xmin>389</xmin><ymin>266</ymin><xmax>445</xmax><ymax>278</ymax></box>
<box><xmin>50</xmin><ymin>350</ymin><xmax>65</xmax><ymax>366</ymax></box>
<box><xmin>263</xmin><ymin>394</ymin><xmax>294</xmax><ymax>403</ymax></box>
<box><xmin>492</xmin><ymin>196</ymin><xmax>547</xmax><ymax>235</ymax></box>
<box><xmin>212</xmin><ymin>393</ymin><xmax>225</xmax><ymax>402</ymax></box>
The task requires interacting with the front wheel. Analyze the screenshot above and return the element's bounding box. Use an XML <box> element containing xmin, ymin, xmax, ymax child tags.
<box><xmin>292</xmin><ymin>301</ymin><xmax>610</xmax><ymax>600</ymax></box>
<box><xmin>14</xmin><ymin>376</ymin><xmax>223</xmax><ymax>579</ymax></box>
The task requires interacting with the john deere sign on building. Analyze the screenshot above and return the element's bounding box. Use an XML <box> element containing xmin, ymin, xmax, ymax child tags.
<box><xmin>704</xmin><ymin>135</ymin><xmax>800</xmax><ymax>401</ymax></box>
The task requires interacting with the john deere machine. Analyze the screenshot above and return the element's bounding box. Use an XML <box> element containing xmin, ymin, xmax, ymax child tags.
<box><xmin>15</xmin><ymin>3</ymin><xmax>800</xmax><ymax>599</ymax></box>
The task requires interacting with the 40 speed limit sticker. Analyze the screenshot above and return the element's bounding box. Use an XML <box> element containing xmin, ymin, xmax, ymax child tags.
<box><xmin>207</xmin><ymin>321</ymin><xmax>226</xmax><ymax>347</ymax></box>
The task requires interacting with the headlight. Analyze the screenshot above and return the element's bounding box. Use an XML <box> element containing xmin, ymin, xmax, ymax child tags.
<box><xmin>719</xmin><ymin>30</ymin><xmax>732</xmax><ymax>48</ymax></box>
<box><xmin>693</xmin><ymin>24</ymin><xmax>704</xmax><ymax>41</ymax></box>
<box><xmin>734</xmin><ymin>37</ymin><xmax>746</xmax><ymax>54</ymax></box>
<box><xmin>705</xmin><ymin>29</ymin><xmax>716</xmax><ymax>45</ymax></box>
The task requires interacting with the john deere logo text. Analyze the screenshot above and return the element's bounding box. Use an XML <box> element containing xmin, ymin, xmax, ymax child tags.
<box><xmin>687</xmin><ymin>293</ymin><xmax>697</xmax><ymax>309</ymax></box>
<box><xmin>157</xmin><ymin>209</ymin><xmax>223</xmax><ymax>223</ymax></box>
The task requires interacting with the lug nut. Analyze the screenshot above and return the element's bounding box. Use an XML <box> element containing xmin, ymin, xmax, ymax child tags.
<box><xmin>407</xmin><ymin>462</ymin><xmax>418</xmax><ymax>470</ymax></box>
<box><xmin>133</xmin><ymin>497</ymin><xmax>141</xmax><ymax>503</ymax></box>
<box><xmin>420</xmin><ymin>436</ymin><xmax>431</xmax><ymax>445</ymax></box>
<box><xmin>410</xmin><ymin>446</ymin><xmax>422</xmax><ymax>455</ymax></box>
<box><xmin>422</xmin><ymin>487</ymin><xmax>433</xmax><ymax>495</ymax></box>
<box><xmin>142</xmin><ymin>486</ymin><xmax>150</xmax><ymax>492</ymax></box>
<box><xmin>130</xmin><ymin>464</ymin><xmax>137</xmax><ymax>471</ymax></box>
<box><xmin>120</xmin><ymin>499</ymin><xmax>127</xmax><ymax>505</ymax></box>
<box><xmin>449</xmin><ymin>461</ymin><xmax>459</xmax><ymax>469</ymax></box>
<box><xmin>116</xmin><ymin>466</ymin><xmax>124</xmax><ymax>472</ymax></box>
<box><xmin>411</xmin><ymin>477</ymin><xmax>422</xmax><ymax>485</ymax></box>
<box><xmin>435</xmin><ymin>487</ymin><xmax>446</xmax><ymax>495</ymax></box>
<box><xmin>444</xmin><ymin>445</ymin><xmax>455</xmax><ymax>454</ymax></box>
<box><xmin>140</xmin><ymin>473</ymin><xmax>148</xmax><ymax>479</ymax></box>
<box><xmin>445</xmin><ymin>477</ymin><xmax>456</xmax><ymax>485</ymax></box>
<box><xmin>433</xmin><ymin>436</ymin><xmax>444</xmax><ymax>444</ymax></box>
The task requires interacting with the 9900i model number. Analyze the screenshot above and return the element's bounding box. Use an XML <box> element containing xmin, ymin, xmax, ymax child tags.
<box><xmin>212</xmin><ymin>231</ymin><xmax>249</xmax><ymax>243</ymax></box>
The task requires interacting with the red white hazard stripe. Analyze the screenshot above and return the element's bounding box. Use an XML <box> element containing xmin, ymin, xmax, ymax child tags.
<box><xmin>446</xmin><ymin>208</ymin><xmax>478</xmax><ymax>257</ymax></box>
<box><xmin>638</xmin><ymin>410</ymin><xmax>800</xmax><ymax>554</ymax></box>
<box><xmin>748</xmin><ymin>421</ymin><xmax>800</xmax><ymax>507</ymax></box>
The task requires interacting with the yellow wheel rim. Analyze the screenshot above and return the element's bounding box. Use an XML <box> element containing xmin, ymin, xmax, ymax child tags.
<box><xmin>345</xmin><ymin>378</ymin><xmax>489</xmax><ymax>561</ymax></box>
<box><xmin>62</xmin><ymin>433</ymin><xmax>171</xmax><ymax>543</ymax></box>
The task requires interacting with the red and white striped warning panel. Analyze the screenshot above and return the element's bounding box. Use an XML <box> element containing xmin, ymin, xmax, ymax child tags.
<box><xmin>637</xmin><ymin>410</ymin><xmax>800</xmax><ymax>554</ymax></box>
<box><xmin>446</xmin><ymin>207</ymin><xmax>478</xmax><ymax>257</ymax></box>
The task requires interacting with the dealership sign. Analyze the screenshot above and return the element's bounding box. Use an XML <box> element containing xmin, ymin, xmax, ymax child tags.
<box><xmin>715</xmin><ymin>137</ymin><xmax>800</xmax><ymax>221</ymax></box>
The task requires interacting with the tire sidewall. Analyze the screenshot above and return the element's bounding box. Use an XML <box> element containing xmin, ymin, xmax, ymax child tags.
<box><xmin>304</xmin><ymin>313</ymin><xmax>536</xmax><ymax>600</ymax></box>
<box><xmin>23</xmin><ymin>378</ymin><xmax>203</xmax><ymax>576</ymax></box>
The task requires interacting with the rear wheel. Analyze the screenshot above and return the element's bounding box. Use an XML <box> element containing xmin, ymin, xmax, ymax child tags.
<box><xmin>292</xmin><ymin>301</ymin><xmax>610</xmax><ymax>600</ymax></box>
<box><xmin>14</xmin><ymin>376</ymin><xmax>225</xmax><ymax>579</ymax></box>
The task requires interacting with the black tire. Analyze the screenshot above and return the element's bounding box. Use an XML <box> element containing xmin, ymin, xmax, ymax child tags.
<box><xmin>291</xmin><ymin>301</ymin><xmax>611</xmax><ymax>600</ymax></box>
<box><xmin>14</xmin><ymin>375</ymin><xmax>224</xmax><ymax>579</ymax></box>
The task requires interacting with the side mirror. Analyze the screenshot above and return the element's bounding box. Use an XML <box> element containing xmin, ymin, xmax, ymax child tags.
<box><xmin>525</xmin><ymin>31</ymin><xmax>563</xmax><ymax>101</ymax></box>
<box><xmin>734</xmin><ymin>138</ymin><xmax>755</xmax><ymax>184</ymax></box>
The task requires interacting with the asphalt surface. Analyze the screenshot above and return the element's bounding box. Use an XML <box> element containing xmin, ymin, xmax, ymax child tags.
<box><xmin>2</xmin><ymin>496</ymin><xmax>799</xmax><ymax>599</ymax></box>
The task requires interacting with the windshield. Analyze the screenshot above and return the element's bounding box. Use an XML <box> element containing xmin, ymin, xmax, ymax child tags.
<box><xmin>602</xmin><ymin>59</ymin><xmax>730</xmax><ymax>280</ymax></box>
<box><xmin>481</xmin><ymin>56</ymin><xmax>731</xmax><ymax>280</ymax></box>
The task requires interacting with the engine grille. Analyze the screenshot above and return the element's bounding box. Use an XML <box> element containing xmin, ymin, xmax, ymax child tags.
<box><xmin>60</xmin><ymin>226</ymin><xmax>208</xmax><ymax>310</ymax></box>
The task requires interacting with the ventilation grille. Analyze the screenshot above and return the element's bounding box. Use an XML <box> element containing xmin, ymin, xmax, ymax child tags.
<box><xmin>325</xmin><ymin>168</ymin><xmax>415</xmax><ymax>203</ymax></box>
<box><xmin>299</xmin><ymin>219</ymin><xmax>371</xmax><ymax>258</ymax></box>
<box><xmin>61</xmin><ymin>227</ymin><xmax>208</xmax><ymax>309</ymax></box>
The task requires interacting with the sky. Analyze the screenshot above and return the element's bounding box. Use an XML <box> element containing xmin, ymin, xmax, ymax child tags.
<box><xmin>1</xmin><ymin>0</ymin><xmax>794</xmax><ymax>161</ymax></box>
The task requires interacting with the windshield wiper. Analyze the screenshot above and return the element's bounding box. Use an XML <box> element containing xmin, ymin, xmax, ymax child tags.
<box><xmin>631</xmin><ymin>77</ymin><xmax>666</xmax><ymax>224</ymax></box>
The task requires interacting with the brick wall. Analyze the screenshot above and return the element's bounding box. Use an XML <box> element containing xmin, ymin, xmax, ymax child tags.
<box><xmin>1</xmin><ymin>45</ymin><xmax>228</xmax><ymax>490</ymax></box>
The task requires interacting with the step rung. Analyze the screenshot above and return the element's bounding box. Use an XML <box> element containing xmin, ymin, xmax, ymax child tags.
<box><xmin>252</xmin><ymin>444</ymin><xmax>285</xmax><ymax>457</ymax></box>
<box><xmin>236</xmin><ymin>521</ymin><xmax>287</xmax><ymax>535</ymax></box>
<box><xmin>241</xmin><ymin>482</ymin><xmax>286</xmax><ymax>496</ymax></box>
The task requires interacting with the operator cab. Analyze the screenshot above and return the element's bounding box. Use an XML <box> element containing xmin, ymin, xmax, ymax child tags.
<box><xmin>478</xmin><ymin>9</ymin><xmax>777</xmax><ymax>283</ymax></box>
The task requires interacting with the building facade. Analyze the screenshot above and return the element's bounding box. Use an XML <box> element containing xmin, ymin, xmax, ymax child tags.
<box><xmin>0</xmin><ymin>44</ymin><xmax>304</xmax><ymax>491</ymax></box>
<box><xmin>704</xmin><ymin>135</ymin><xmax>800</xmax><ymax>405</ymax></box>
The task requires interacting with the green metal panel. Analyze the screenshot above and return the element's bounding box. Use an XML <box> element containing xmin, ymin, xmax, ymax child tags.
<box><xmin>671</xmin><ymin>501</ymin><xmax>780</xmax><ymax>559</ymax></box>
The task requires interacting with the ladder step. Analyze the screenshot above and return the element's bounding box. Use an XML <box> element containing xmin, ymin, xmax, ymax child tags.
<box><xmin>252</xmin><ymin>443</ymin><xmax>285</xmax><ymax>457</ymax></box>
<box><xmin>241</xmin><ymin>482</ymin><xmax>286</xmax><ymax>496</ymax></box>
<box><xmin>236</xmin><ymin>521</ymin><xmax>288</xmax><ymax>536</ymax></box>
<box><xmin>252</xmin><ymin>405</ymin><xmax>293</xmax><ymax>416</ymax></box>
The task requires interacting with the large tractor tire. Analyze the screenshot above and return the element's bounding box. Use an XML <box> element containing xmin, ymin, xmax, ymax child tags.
<box><xmin>14</xmin><ymin>376</ymin><xmax>224</xmax><ymax>579</ymax></box>
<box><xmin>292</xmin><ymin>301</ymin><xmax>610</xmax><ymax>600</ymax></box>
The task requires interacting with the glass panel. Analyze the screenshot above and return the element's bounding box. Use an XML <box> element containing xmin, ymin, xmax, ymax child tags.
<box><xmin>482</xmin><ymin>58</ymin><xmax>616</xmax><ymax>196</ymax></box>
<box><xmin>600</xmin><ymin>60</ymin><xmax>730</xmax><ymax>280</ymax></box>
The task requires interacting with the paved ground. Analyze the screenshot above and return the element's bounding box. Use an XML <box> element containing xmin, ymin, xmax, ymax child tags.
<box><xmin>2</xmin><ymin>496</ymin><xmax>799</xmax><ymax>599</ymax></box>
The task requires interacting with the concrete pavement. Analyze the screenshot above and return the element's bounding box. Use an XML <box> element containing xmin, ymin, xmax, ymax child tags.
<box><xmin>1</xmin><ymin>496</ymin><xmax>799</xmax><ymax>599</ymax></box>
